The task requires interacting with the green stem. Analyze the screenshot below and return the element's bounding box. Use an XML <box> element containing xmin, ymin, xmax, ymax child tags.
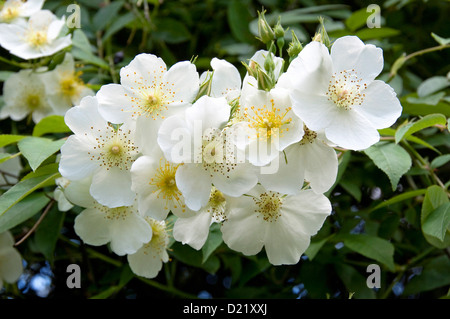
<box><xmin>404</xmin><ymin>44</ymin><xmax>450</xmax><ymax>61</ymax></box>
<box><xmin>0</xmin><ymin>56</ymin><xmax>29</xmax><ymax>68</ymax></box>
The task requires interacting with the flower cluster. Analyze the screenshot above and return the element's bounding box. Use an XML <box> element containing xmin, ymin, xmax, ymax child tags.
<box><xmin>0</xmin><ymin>0</ymin><xmax>93</xmax><ymax>124</ymax></box>
<box><xmin>57</xmin><ymin>34</ymin><xmax>402</xmax><ymax>278</ymax></box>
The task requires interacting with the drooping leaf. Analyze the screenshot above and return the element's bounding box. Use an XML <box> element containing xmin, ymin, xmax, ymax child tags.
<box><xmin>364</xmin><ymin>142</ymin><xmax>412</xmax><ymax>191</ymax></box>
<box><xmin>371</xmin><ymin>189</ymin><xmax>426</xmax><ymax>211</ymax></box>
<box><xmin>32</xmin><ymin>115</ymin><xmax>71</xmax><ymax>137</ymax></box>
<box><xmin>0</xmin><ymin>192</ymin><xmax>50</xmax><ymax>233</ymax></box>
<box><xmin>431</xmin><ymin>154</ymin><xmax>450</xmax><ymax>169</ymax></box>
<box><xmin>421</xmin><ymin>185</ymin><xmax>450</xmax><ymax>248</ymax></box>
<box><xmin>422</xmin><ymin>203</ymin><xmax>450</xmax><ymax>242</ymax></box>
<box><xmin>395</xmin><ymin>113</ymin><xmax>447</xmax><ymax>143</ymax></box>
<box><xmin>0</xmin><ymin>134</ymin><xmax>27</xmax><ymax>148</ymax></box>
<box><xmin>18</xmin><ymin>137</ymin><xmax>66</xmax><ymax>171</ymax></box>
<box><xmin>417</xmin><ymin>76</ymin><xmax>449</xmax><ymax>97</ymax></box>
<box><xmin>431</xmin><ymin>32</ymin><xmax>450</xmax><ymax>45</ymax></box>
<box><xmin>342</xmin><ymin>234</ymin><xmax>396</xmax><ymax>271</ymax></box>
<box><xmin>0</xmin><ymin>166</ymin><xmax>60</xmax><ymax>218</ymax></box>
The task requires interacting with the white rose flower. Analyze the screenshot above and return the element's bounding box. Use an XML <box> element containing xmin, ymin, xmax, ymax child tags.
<box><xmin>0</xmin><ymin>0</ymin><xmax>44</xmax><ymax>24</ymax></box>
<box><xmin>158</xmin><ymin>95</ymin><xmax>258</xmax><ymax>211</ymax></box>
<box><xmin>0</xmin><ymin>9</ymin><xmax>71</xmax><ymax>60</ymax></box>
<box><xmin>40</xmin><ymin>53</ymin><xmax>95</xmax><ymax>113</ymax></box>
<box><xmin>0</xmin><ymin>231</ymin><xmax>23</xmax><ymax>290</ymax></box>
<box><xmin>96</xmin><ymin>53</ymin><xmax>200</xmax><ymax>154</ymax></box>
<box><xmin>59</xmin><ymin>96</ymin><xmax>139</xmax><ymax>208</ymax></box>
<box><xmin>127</xmin><ymin>218</ymin><xmax>170</xmax><ymax>279</ymax></box>
<box><xmin>234</xmin><ymin>86</ymin><xmax>304</xmax><ymax>166</ymax></box>
<box><xmin>0</xmin><ymin>69</ymin><xmax>54</xmax><ymax>123</ymax></box>
<box><xmin>130</xmin><ymin>147</ymin><xmax>196</xmax><ymax>221</ymax></box>
<box><xmin>221</xmin><ymin>185</ymin><xmax>332</xmax><ymax>265</ymax></box>
<box><xmin>281</xmin><ymin>36</ymin><xmax>402</xmax><ymax>151</ymax></box>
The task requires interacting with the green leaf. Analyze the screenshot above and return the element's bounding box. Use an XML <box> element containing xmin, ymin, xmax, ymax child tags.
<box><xmin>334</xmin><ymin>263</ymin><xmax>376</xmax><ymax>299</ymax></box>
<box><xmin>71</xmin><ymin>29</ymin><xmax>94</xmax><ymax>54</ymax></box>
<box><xmin>342</xmin><ymin>234</ymin><xmax>395</xmax><ymax>271</ymax></box>
<box><xmin>339</xmin><ymin>177</ymin><xmax>362</xmax><ymax>202</ymax></box>
<box><xmin>395</xmin><ymin>114</ymin><xmax>447</xmax><ymax>143</ymax></box>
<box><xmin>431</xmin><ymin>32</ymin><xmax>450</xmax><ymax>45</ymax></box>
<box><xmin>227</xmin><ymin>0</ymin><xmax>254</xmax><ymax>44</ymax></box>
<box><xmin>345</xmin><ymin>8</ymin><xmax>372</xmax><ymax>32</ymax></box>
<box><xmin>0</xmin><ymin>192</ymin><xmax>50</xmax><ymax>233</ymax></box>
<box><xmin>401</xmin><ymin>94</ymin><xmax>450</xmax><ymax>117</ymax></box>
<box><xmin>33</xmin><ymin>204</ymin><xmax>65</xmax><ymax>264</ymax></box>
<box><xmin>379</xmin><ymin>128</ymin><xmax>440</xmax><ymax>153</ymax></box>
<box><xmin>18</xmin><ymin>137</ymin><xmax>65</xmax><ymax>171</ymax></box>
<box><xmin>32</xmin><ymin>115</ymin><xmax>71</xmax><ymax>137</ymax></box>
<box><xmin>71</xmin><ymin>29</ymin><xmax>109</xmax><ymax>70</ymax></box>
<box><xmin>406</xmin><ymin>92</ymin><xmax>446</xmax><ymax>106</ymax></box>
<box><xmin>0</xmin><ymin>134</ymin><xmax>27</xmax><ymax>148</ymax></box>
<box><xmin>421</xmin><ymin>185</ymin><xmax>450</xmax><ymax>248</ymax></box>
<box><xmin>0</xmin><ymin>170</ymin><xmax>60</xmax><ymax>218</ymax></box>
<box><xmin>403</xmin><ymin>255</ymin><xmax>450</xmax><ymax>295</ymax></box>
<box><xmin>153</xmin><ymin>18</ymin><xmax>191</xmax><ymax>44</ymax></box>
<box><xmin>355</xmin><ymin>27</ymin><xmax>400</xmax><ymax>40</ymax></box>
<box><xmin>364</xmin><ymin>142</ymin><xmax>412</xmax><ymax>191</ymax></box>
<box><xmin>431</xmin><ymin>154</ymin><xmax>450</xmax><ymax>169</ymax></box>
<box><xmin>417</xmin><ymin>76</ymin><xmax>449</xmax><ymax>97</ymax></box>
<box><xmin>0</xmin><ymin>152</ymin><xmax>13</xmax><ymax>165</ymax></box>
<box><xmin>422</xmin><ymin>203</ymin><xmax>450</xmax><ymax>242</ymax></box>
<box><xmin>201</xmin><ymin>223</ymin><xmax>223</xmax><ymax>263</ymax></box>
<box><xmin>304</xmin><ymin>235</ymin><xmax>332</xmax><ymax>261</ymax></box>
<box><xmin>92</xmin><ymin>0</ymin><xmax>124</xmax><ymax>31</ymax></box>
<box><xmin>102</xmin><ymin>11</ymin><xmax>136</xmax><ymax>42</ymax></box>
<box><xmin>170</xmin><ymin>242</ymin><xmax>220</xmax><ymax>274</ymax></box>
<box><xmin>371</xmin><ymin>189</ymin><xmax>426</xmax><ymax>211</ymax></box>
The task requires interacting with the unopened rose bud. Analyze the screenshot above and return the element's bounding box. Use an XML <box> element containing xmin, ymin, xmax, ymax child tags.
<box><xmin>257</xmin><ymin>10</ymin><xmax>275</xmax><ymax>45</ymax></box>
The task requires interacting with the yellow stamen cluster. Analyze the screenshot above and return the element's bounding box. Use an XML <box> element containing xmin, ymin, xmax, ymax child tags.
<box><xmin>149</xmin><ymin>159</ymin><xmax>186</xmax><ymax>213</ymax></box>
<box><xmin>206</xmin><ymin>187</ymin><xmax>227</xmax><ymax>222</ymax></box>
<box><xmin>1</xmin><ymin>3</ymin><xmax>20</xmax><ymax>22</ymax></box>
<box><xmin>124</xmin><ymin>66</ymin><xmax>179</xmax><ymax>120</ymax></box>
<box><xmin>142</xmin><ymin>218</ymin><xmax>168</xmax><ymax>257</ymax></box>
<box><xmin>299</xmin><ymin>125</ymin><xmax>318</xmax><ymax>145</ymax></box>
<box><xmin>200</xmin><ymin>130</ymin><xmax>238</xmax><ymax>179</ymax></box>
<box><xmin>244</xmin><ymin>99</ymin><xmax>292</xmax><ymax>140</ymax></box>
<box><xmin>25</xmin><ymin>94</ymin><xmax>41</xmax><ymax>110</ymax></box>
<box><xmin>326</xmin><ymin>69</ymin><xmax>367</xmax><ymax>110</ymax></box>
<box><xmin>253</xmin><ymin>191</ymin><xmax>282</xmax><ymax>222</ymax></box>
<box><xmin>26</xmin><ymin>30</ymin><xmax>48</xmax><ymax>47</ymax></box>
<box><xmin>86</xmin><ymin>125</ymin><xmax>138</xmax><ymax>171</ymax></box>
<box><xmin>60</xmin><ymin>71</ymin><xmax>84</xmax><ymax>97</ymax></box>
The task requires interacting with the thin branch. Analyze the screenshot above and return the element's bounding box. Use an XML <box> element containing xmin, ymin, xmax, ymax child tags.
<box><xmin>15</xmin><ymin>200</ymin><xmax>55</xmax><ymax>246</ymax></box>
